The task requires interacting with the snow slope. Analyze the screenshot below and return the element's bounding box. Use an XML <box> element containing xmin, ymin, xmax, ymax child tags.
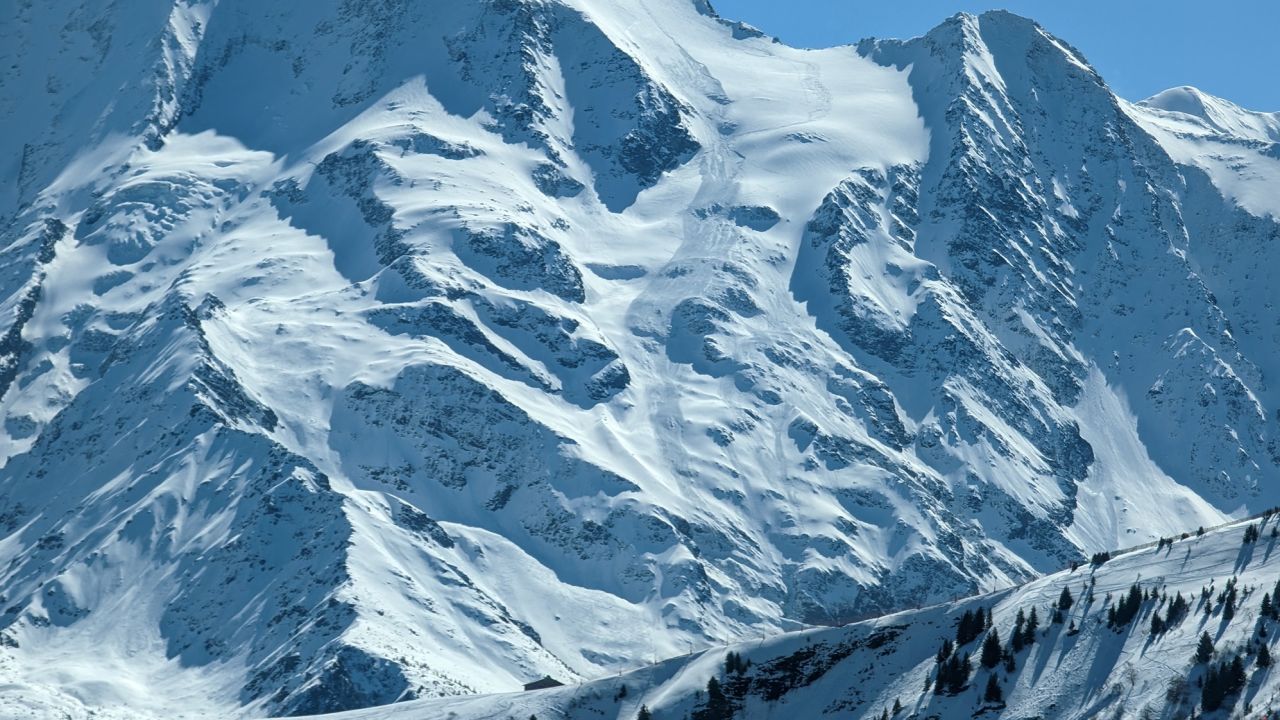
<box><xmin>1129</xmin><ymin>86</ymin><xmax>1280</xmax><ymax>219</ymax></box>
<box><xmin>0</xmin><ymin>2</ymin><xmax>1278</xmax><ymax>717</ymax></box>
<box><xmin>329</xmin><ymin>515</ymin><xmax>1280</xmax><ymax>720</ymax></box>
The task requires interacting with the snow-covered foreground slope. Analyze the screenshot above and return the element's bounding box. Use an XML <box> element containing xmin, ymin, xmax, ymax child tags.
<box><xmin>1</xmin><ymin>1</ymin><xmax>1278</xmax><ymax>717</ymax></box>
<box><xmin>296</xmin><ymin>517</ymin><xmax>1280</xmax><ymax>719</ymax></box>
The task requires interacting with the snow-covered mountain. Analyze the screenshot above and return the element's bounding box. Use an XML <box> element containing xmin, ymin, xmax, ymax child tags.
<box><xmin>0</xmin><ymin>1</ymin><xmax>1277</xmax><ymax>717</ymax></box>
<box><xmin>1130</xmin><ymin>86</ymin><xmax>1280</xmax><ymax>221</ymax></box>
<box><xmin>291</xmin><ymin>516</ymin><xmax>1280</xmax><ymax>720</ymax></box>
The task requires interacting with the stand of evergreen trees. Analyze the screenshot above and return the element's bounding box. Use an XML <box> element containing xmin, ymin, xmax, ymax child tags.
<box><xmin>934</xmin><ymin>652</ymin><xmax>971</xmax><ymax>695</ymax></box>
<box><xmin>693</xmin><ymin>677</ymin><xmax>733</xmax><ymax>720</ymax></box>
<box><xmin>1200</xmin><ymin>655</ymin><xmax>1246</xmax><ymax>712</ymax></box>
<box><xmin>1009</xmin><ymin>607</ymin><xmax>1038</xmax><ymax>653</ymax></box>
<box><xmin>1220</xmin><ymin>578</ymin><xmax>1239</xmax><ymax>622</ymax></box>
<box><xmin>723</xmin><ymin>651</ymin><xmax>749</xmax><ymax>675</ymax></box>
<box><xmin>1243</xmin><ymin>523</ymin><xmax>1260</xmax><ymax>544</ymax></box>
<box><xmin>955</xmin><ymin>607</ymin><xmax>989</xmax><ymax>646</ymax></box>
<box><xmin>1106</xmin><ymin>584</ymin><xmax>1143</xmax><ymax>628</ymax></box>
<box><xmin>936</xmin><ymin>638</ymin><xmax>954</xmax><ymax>665</ymax></box>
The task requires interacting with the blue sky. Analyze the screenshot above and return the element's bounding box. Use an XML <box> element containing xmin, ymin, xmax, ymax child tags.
<box><xmin>713</xmin><ymin>1</ymin><xmax>1279</xmax><ymax>111</ymax></box>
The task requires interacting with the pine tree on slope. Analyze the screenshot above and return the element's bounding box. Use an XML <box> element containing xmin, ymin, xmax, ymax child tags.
<box><xmin>1196</xmin><ymin>632</ymin><xmax>1215</xmax><ymax>663</ymax></box>
<box><xmin>984</xmin><ymin>673</ymin><xmax>1003</xmax><ymax>704</ymax></box>
<box><xmin>981</xmin><ymin>630</ymin><xmax>1002</xmax><ymax>668</ymax></box>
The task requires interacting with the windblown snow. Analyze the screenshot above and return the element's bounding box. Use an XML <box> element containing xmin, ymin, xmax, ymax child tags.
<box><xmin>0</xmin><ymin>1</ymin><xmax>1277</xmax><ymax>718</ymax></box>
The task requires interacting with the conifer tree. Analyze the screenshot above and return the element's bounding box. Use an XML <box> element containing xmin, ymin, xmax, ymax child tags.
<box><xmin>956</xmin><ymin>610</ymin><xmax>973</xmax><ymax>645</ymax></box>
<box><xmin>1109</xmin><ymin>584</ymin><xmax>1144</xmax><ymax>627</ymax></box>
<box><xmin>1202</xmin><ymin>661</ymin><xmax>1225</xmax><ymax>711</ymax></box>
<box><xmin>892</xmin><ymin>698</ymin><xmax>902</xmax><ymax>715</ymax></box>
<box><xmin>984</xmin><ymin>673</ymin><xmax>1003</xmax><ymax>704</ymax></box>
<box><xmin>1200</xmin><ymin>655</ymin><xmax>1245</xmax><ymax>712</ymax></box>
<box><xmin>1259</xmin><ymin>643</ymin><xmax>1273</xmax><ymax>668</ymax></box>
<box><xmin>638</xmin><ymin>705</ymin><xmax>652</xmax><ymax>720</ymax></box>
<box><xmin>700</xmin><ymin>676</ymin><xmax>731</xmax><ymax>720</ymax></box>
<box><xmin>1023</xmin><ymin>607</ymin><xmax>1039</xmax><ymax>644</ymax></box>
<box><xmin>936</xmin><ymin>639</ymin><xmax>954</xmax><ymax>664</ymax></box>
<box><xmin>1230</xmin><ymin>655</ymin><xmax>1246</xmax><ymax>689</ymax></box>
<box><xmin>956</xmin><ymin>609</ymin><xmax>988</xmax><ymax>646</ymax></box>
<box><xmin>1196</xmin><ymin>632</ymin><xmax>1215</xmax><ymax>663</ymax></box>
<box><xmin>1011</xmin><ymin>609</ymin><xmax>1026</xmax><ymax>652</ymax></box>
<box><xmin>981</xmin><ymin>630</ymin><xmax>1002</xmax><ymax>668</ymax></box>
<box><xmin>934</xmin><ymin>652</ymin><xmax>972</xmax><ymax>695</ymax></box>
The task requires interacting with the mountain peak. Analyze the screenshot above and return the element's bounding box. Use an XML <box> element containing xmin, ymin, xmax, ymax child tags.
<box><xmin>1142</xmin><ymin>85</ymin><xmax>1217</xmax><ymax>115</ymax></box>
<box><xmin>1139</xmin><ymin>85</ymin><xmax>1280</xmax><ymax>142</ymax></box>
<box><xmin>861</xmin><ymin>7</ymin><xmax>1099</xmax><ymax>88</ymax></box>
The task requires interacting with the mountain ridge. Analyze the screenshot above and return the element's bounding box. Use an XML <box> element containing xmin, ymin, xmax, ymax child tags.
<box><xmin>0</xmin><ymin>2</ymin><xmax>1277</xmax><ymax>717</ymax></box>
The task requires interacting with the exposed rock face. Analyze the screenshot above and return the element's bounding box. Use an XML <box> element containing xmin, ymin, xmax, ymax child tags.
<box><xmin>0</xmin><ymin>2</ymin><xmax>1275</xmax><ymax>717</ymax></box>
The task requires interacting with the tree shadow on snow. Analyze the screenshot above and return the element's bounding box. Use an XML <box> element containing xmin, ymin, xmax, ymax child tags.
<box><xmin>1075</xmin><ymin>621</ymin><xmax>1131</xmax><ymax>714</ymax></box>
<box><xmin>1234</xmin><ymin>541</ymin><xmax>1257</xmax><ymax>574</ymax></box>
<box><xmin>1242</xmin><ymin>661</ymin><xmax>1271</xmax><ymax>710</ymax></box>
<box><xmin>1030</xmin><ymin>619</ymin><xmax>1067</xmax><ymax>685</ymax></box>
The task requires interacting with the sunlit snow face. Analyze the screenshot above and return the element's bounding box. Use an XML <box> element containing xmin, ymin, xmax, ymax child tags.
<box><xmin>0</xmin><ymin>2</ymin><xmax>1277</xmax><ymax>718</ymax></box>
